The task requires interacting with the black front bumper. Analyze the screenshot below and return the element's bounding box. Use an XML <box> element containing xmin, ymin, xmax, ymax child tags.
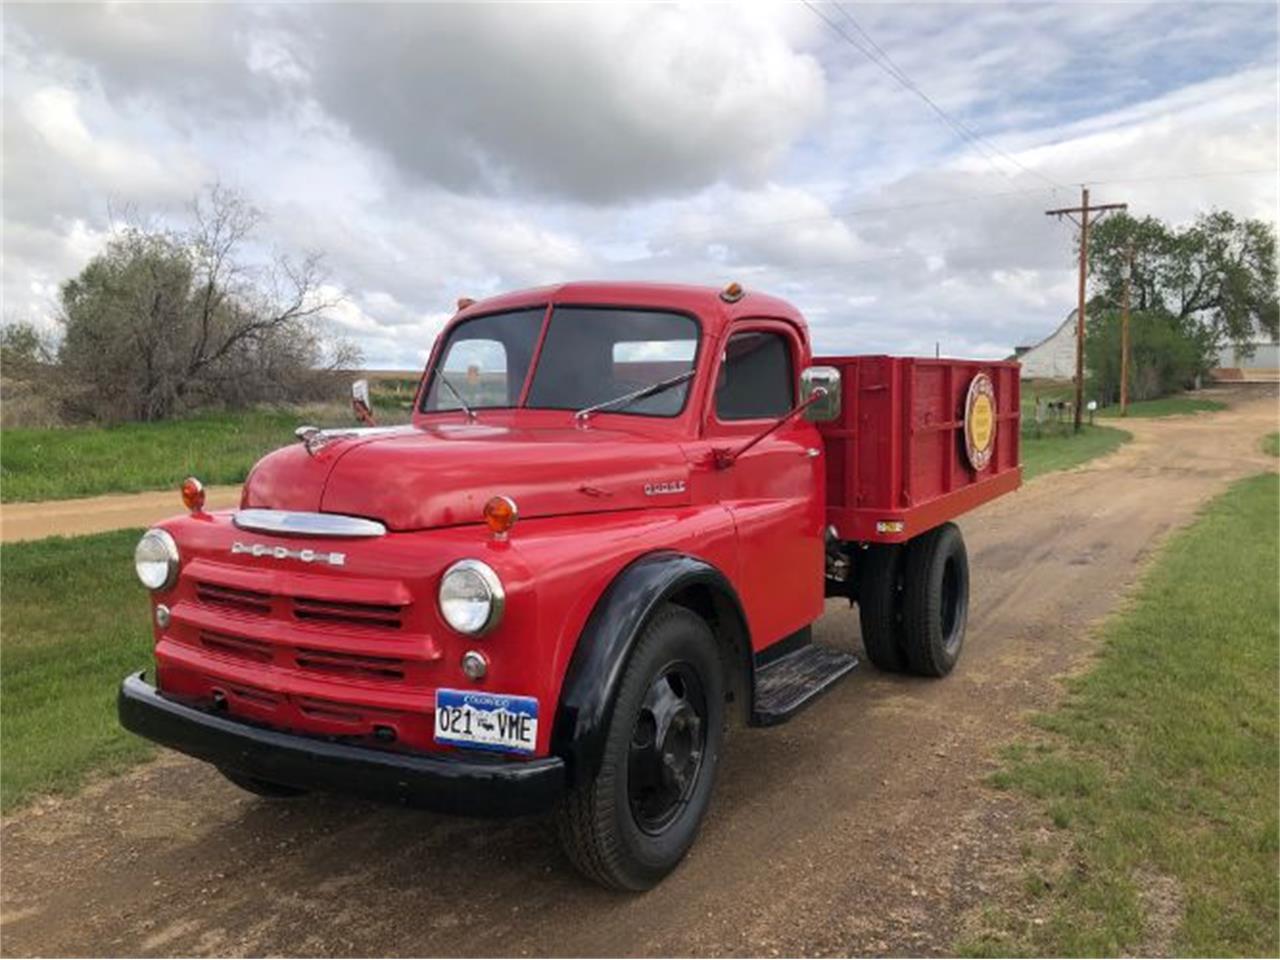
<box><xmin>118</xmin><ymin>672</ymin><xmax>565</xmax><ymax>817</ymax></box>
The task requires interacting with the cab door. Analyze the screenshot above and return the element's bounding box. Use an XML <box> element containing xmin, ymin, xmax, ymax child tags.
<box><xmin>703</xmin><ymin>322</ymin><xmax>825</xmax><ymax>650</ymax></box>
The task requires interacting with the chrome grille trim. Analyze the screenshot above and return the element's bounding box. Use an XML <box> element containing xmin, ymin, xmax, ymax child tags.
<box><xmin>233</xmin><ymin>509</ymin><xmax>386</xmax><ymax>538</ymax></box>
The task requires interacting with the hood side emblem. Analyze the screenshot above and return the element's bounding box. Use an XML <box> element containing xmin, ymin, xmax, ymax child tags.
<box><xmin>643</xmin><ymin>480</ymin><xmax>687</xmax><ymax>496</ymax></box>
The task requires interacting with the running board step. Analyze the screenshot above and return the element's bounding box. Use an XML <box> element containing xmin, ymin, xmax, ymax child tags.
<box><xmin>751</xmin><ymin>644</ymin><xmax>859</xmax><ymax>726</ymax></box>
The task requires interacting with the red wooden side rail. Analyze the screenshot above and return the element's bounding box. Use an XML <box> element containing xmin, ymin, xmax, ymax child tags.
<box><xmin>814</xmin><ymin>355</ymin><xmax>1022</xmax><ymax>543</ymax></box>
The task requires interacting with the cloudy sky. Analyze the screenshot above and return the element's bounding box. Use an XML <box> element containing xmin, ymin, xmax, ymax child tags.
<box><xmin>3</xmin><ymin>1</ymin><xmax>1276</xmax><ymax>368</ymax></box>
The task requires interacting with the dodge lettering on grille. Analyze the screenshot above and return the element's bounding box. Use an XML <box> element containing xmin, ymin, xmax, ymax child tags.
<box><xmin>231</xmin><ymin>541</ymin><xmax>346</xmax><ymax>566</ymax></box>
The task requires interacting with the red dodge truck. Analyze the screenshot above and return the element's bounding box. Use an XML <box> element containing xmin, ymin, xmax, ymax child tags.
<box><xmin>120</xmin><ymin>281</ymin><xmax>1020</xmax><ymax>890</ymax></box>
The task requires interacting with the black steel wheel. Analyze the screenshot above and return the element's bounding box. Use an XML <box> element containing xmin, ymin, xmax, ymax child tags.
<box><xmin>627</xmin><ymin>662</ymin><xmax>708</xmax><ymax>834</ymax></box>
<box><xmin>902</xmin><ymin>522</ymin><xmax>969</xmax><ymax>677</ymax></box>
<box><xmin>556</xmin><ymin>603</ymin><xmax>724</xmax><ymax>891</ymax></box>
<box><xmin>857</xmin><ymin>543</ymin><xmax>910</xmax><ymax>672</ymax></box>
<box><xmin>219</xmin><ymin>767</ymin><xmax>308</xmax><ymax>799</ymax></box>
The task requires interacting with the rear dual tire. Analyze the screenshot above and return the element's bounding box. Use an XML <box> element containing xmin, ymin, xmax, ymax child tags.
<box><xmin>857</xmin><ymin>522</ymin><xmax>969</xmax><ymax>678</ymax></box>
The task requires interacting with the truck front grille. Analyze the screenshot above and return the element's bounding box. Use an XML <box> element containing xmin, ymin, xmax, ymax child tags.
<box><xmin>196</xmin><ymin>582</ymin><xmax>272</xmax><ymax>615</ymax></box>
<box><xmin>196</xmin><ymin>627</ymin><xmax>408</xmax><ymax>682</ymax></box>
<box><xmin>294</xmin><ymin>647</ymin><xmax>407</xmax><ymax>682</ymax></box>
<box><xmin>200</xmin><ymin>630</ymin><xmax>273</xmax><ymax>663</ymax></box>
<box><xmin>292</xmin><ymin>596</ymin><xmax>403</xmax><ymax>630</ymax></box>
<box><xmin>179</xmin><ymin>560</ymin><xmax>429</xmax><ymax>690</ymax></box>
<box><xmin>193</xmin><ymin>581</ymin><xmax>406</xmax><ymax>631</ymax></box>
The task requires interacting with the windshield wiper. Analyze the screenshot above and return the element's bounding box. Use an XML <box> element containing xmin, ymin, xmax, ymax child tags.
<box><xmin>433</xmin><ymin>366</ymin><xmax>477</xmax><ymax>421</ymax></box>
<box><xmin>574</xmin><ymin>370</ymin><xmax>695</xmax><ymax>423</ymax></box>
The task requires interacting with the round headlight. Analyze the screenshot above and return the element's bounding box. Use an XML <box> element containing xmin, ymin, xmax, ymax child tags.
<box><xmin>439</xmin><ymin>559</ymin><xmax>504</xmax><ymax>636</ymax></box>
<box><xmin>135</xmin><ymin>528</ymin><xmax>180</xmax><ymax>591</ymax></box>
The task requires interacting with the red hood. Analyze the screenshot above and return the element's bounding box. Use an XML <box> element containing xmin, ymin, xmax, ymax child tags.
<box><xmin>241</xmin><ymin>422</ymin><xmax>693</xmax><ymax>531</ymax></box>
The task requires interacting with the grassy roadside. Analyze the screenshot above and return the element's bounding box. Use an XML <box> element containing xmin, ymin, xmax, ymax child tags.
<box><xmin>0</xmin><ymin>404</ymin><xmax>412</xmax><ymax>503</ymax></box>
<box><xmin>962</xmin><ymin>473</ymin><xmax>1280</xmax><ymax>956</ymax></box>
<box><xmin>1020</xmin><ymin>424</ymin><xmax>1130</xmax><ymax>481</ymax></box>
<box><xmin>1264</xmin><ymin>432</ymin><xmax>1279</xmax><ymax>457</ymax></box>
<box><xmin>1098</xmin><ymin>395</ymin><xmax>1225</xmax><ymax>418</ymax></box>
<box><xmin>0</xmin><ymin>529</ymin><xmax>155</xmax><ymax>810</ymax></box>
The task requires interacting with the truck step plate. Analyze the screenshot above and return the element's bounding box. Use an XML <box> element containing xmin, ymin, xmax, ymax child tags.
<box><xmin>751</xmin><ymin>644</ymin><xmax>858</xmax><ymax>726</ymax></box>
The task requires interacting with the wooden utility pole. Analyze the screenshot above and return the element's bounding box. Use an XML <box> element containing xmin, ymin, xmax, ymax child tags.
<box><xmin>1046</xmin><ymin>188</ymin><xmax>1128</xmax><ymax>432</ymax></box>
<box><xmin>1120</xmin><ymin>240</ymin><xmax>1133</xmax><ymax>416</ymax></box>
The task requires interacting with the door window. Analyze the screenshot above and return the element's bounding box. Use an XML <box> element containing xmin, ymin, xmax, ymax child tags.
<box><xmin>715</xmin><ymin>331</ymin><xmax>794</xmax><ymax>421</ymax></box>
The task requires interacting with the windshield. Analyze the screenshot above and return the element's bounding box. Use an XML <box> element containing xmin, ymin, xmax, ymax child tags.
<box><xmin>421</xmin><ymin>307</ymin><xmax>544</xmax><ymax>412</ymax></box>
<box><xmin>422</xmin><ymin>306</ymin><xmax>700</xmax><ymax>417</ymax></box>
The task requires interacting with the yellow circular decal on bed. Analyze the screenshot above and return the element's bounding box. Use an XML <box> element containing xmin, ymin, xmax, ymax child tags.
<box><xmin>964</xmin><ymin>373</ymin><xmax>997</xmax><ymax>471</ymax></box>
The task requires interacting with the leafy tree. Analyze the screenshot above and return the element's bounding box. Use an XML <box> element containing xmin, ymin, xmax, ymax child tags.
<box><xmin>56</xmin><ymin>185</ymin><xmax>360</xmax><ymax>422</ymax></box>
<box><xmin>1085</xmin><ymin>309</ymin><xmax>1199</xmax><ymax>404</ymax></box>
<box><xmin>1088</xmin><ymin>211</ymin><xmax>1278</xmax><ymax>374</ymax></box>
<box><xmin>0</xmin><ymin>320</ymin><xmax>54</xmax><ymax>371</ymax></box>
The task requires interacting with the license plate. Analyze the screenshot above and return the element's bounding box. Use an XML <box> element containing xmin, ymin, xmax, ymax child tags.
<box><xmin>434</xmin><ymin>689</ymin><xmax>538</xmax><ymax>755</ymax></box>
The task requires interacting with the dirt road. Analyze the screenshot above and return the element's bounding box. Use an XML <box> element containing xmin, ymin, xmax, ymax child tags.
<box><xmin>0</xmin><ymin>487</ymin><xmax>242</xmax><ymax>543</ymax></box>
<box><xmin>2</xmin><ymin>387</ymin><xmax>1275</xmax><ymax>957</ymax></box>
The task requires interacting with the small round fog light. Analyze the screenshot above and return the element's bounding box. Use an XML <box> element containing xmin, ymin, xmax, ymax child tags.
<box><xmin>155</xmin><ymin>604</ymin><xmax>172</xmax><ymax>628</ymax></box>
<box><xmin>461</xmin><ymin>650</ymin><xmax>488</xmax><ymax>681</ymax></box>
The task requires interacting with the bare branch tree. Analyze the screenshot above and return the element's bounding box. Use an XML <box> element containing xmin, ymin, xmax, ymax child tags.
<box><xmin>56</xmin><ymin>184</ymin><xmax>360</xmax><ymax>422</ymax></box>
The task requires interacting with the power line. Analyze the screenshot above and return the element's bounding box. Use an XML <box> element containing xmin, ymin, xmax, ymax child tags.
<box><xmin>653</xmin><ymin>183</ymin><xmax>1059</xmax><ymax>245</ymax></box>
<box><xmin>403</xmin><ymin>169</ymin><xmax>1271</xmax><ymax>275</ymax></box>
<box><xmin>1086</xmin><ymin>166</ymin><xmax>1277</xmax><ymax>186</ymax></box>
<box><xmin>802</xmin><ymin>0</ymin><xmax>1067</xmax><ymax>190</ymax></box>
<box><xmin>645</xmin><ymin>166</ymin><xmax>1274</xmax><ymax>248</ymax></box>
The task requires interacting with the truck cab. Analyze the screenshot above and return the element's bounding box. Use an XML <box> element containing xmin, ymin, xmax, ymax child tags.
<box><xmin>120</xmin><ymin>281</ymin><xmax>1020</xmax><ymax>890</ymax></box>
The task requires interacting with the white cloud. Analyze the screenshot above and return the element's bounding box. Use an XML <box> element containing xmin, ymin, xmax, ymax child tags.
<box><xmin>1</xmin><ymin>1</ymin><xmax>1275</xmax><ymax>368</ymax></box>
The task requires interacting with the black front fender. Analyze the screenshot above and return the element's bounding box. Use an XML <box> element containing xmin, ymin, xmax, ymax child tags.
<box><xmin>550</xmin><ymin>551</ymin><xmax>749</xmax><ymax>784</ymax></box>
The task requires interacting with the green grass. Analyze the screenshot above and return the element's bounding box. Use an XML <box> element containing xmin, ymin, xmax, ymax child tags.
<box><xmin>0</xmin><ymin>405</ymin><xmax>410</xmax><ymax>503</ymax></box>
<box><xmin>962</xmin><ymin>473</ymin><xmax>1280</xmax><ymax>957</ymax></box>
<box><xmin>1021</xmin><ymin>378</ymin><xmax>1226</xmax><ymax>421</ymax></box>
<box><xmin>1263</xmin><ymin>432</ymin><xmax>1279</xmax><ymax>457</ymax></box>
<box><xmin>1098</xmin><ymin>395</ymin><xmax>1226</xmax><ymax>419</ymax></box>
<box><xmin>1020</xmin><ymin>423</ymin><xmax>1131</xmax><ymax>481</ymax></box>
<box><xmin>0</xmin><ymin>529</ymin><xmax>156</xmax><ymax>810</ymax></box>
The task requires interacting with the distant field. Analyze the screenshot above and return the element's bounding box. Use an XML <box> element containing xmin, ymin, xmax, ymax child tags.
<box><xmin>0</xmin><ymin>404</ymin><xmax>411</xmax><ymax>503</ymax></box>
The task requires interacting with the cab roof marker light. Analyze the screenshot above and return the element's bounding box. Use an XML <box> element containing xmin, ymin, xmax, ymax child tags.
<box><xmin>720</xmin><ymin>281</ymin><xmax>745</xmax><ymax>303</ymax></box>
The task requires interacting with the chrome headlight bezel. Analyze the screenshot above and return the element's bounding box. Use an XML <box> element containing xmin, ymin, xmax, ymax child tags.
<box><xmin>438</xmin><ymin>559</ymin><xmax>505</xmax><ymax>636</ymax></box>
<box><xmin>135</xmin><ymin>528</ymin><xmax>180</xmax><ymax>591</ymax></box>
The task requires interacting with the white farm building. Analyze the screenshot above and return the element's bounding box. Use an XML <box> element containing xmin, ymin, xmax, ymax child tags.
<box><xmin>1013</xmin><ymin>311</ymin><xmax>1076</xmax><ymax>380</ymax></box>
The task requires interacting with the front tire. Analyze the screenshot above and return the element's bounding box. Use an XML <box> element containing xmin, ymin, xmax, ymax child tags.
<box><xmin>556</xmin><ymin>603</ymin><xmax>724</xmax><ymax>891</ymax></box>
<box><xmin>901</xmin><ymin>522</ymin><xmax>969</xmax><ymax>677</ymax></box>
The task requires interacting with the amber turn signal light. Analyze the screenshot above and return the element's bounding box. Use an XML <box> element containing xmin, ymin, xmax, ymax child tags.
<box><xmin>181</xmin><ymin>476</ymin><xmax>206</xmax><ymax>514</ymax></box>
<box><xmin>483</xmin><ymin>495</ymin><xmax>518</xmax><ymax>539</ymax></box>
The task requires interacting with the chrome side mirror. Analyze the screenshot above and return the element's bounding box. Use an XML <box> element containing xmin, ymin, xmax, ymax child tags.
<box><xmin>351</xmin><ymin>378</ymin><xmax>371</xmax><ymax>408</ymax></box>
<box><xmin>351</xmin><ymin>378</ymin><xmax>375</xmax><ymax>426</ymax></box>
<box><xmin>801</xmin><ymin>365</ymin><xmax>841</xmax><ymax>422</ymax></box>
